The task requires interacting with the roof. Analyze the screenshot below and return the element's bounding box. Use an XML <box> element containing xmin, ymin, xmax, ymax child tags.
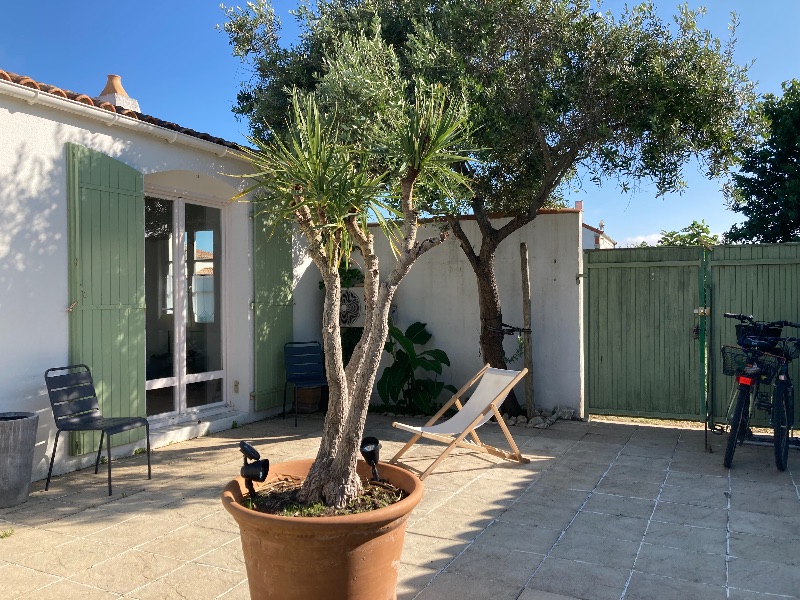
<box><xmin>0</xmin><ymin>69</ymin><xmax>240</xmax><ymax>151</ymax></box>
<box><xmin>582</xmin><ymin>223</ymin><xmax>604</xmax><ymax>235</ymax></box>
<box><xmin>582</xmin><ymin>222</ymin><xmax>617</xmax><ymax>246</ymax></box>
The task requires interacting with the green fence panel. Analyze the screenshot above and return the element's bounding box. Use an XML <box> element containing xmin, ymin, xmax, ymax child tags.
<box><xmin>709</xmin><ymin>243</ymin><xmax>800</xmax><ymax>428</ymax></box>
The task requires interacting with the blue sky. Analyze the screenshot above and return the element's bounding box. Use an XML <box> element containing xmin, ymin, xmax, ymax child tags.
<box><xmin>2</xmin><ymin>1</ymin><xmax>798</xmax><ymax>246</ymax></box>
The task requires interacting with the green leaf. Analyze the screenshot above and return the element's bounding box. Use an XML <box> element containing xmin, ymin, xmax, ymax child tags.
<box><xmin>392</xmin><ymin>331</ymin><xmax>417</xmax><ymax>361</ymax></box>
<box><xmin>415</xmin><ymin>357</ymin><xmax>443</xmax><ymax>375</ymax></box>
<box><xmin>420</xmin><ymin>348</ymin><xmax>451</xmax><ymax>367</ymax></box>
<box><xmin>404</xmin><ymin>322</ymin><xmax>432</xmax><ymax>345</ymax></box>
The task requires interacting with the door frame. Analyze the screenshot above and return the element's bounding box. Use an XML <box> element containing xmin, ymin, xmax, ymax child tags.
<box><xmin>143</xmin><ymin>185</ymin><xmax>231</xmax><ymax>426</ymax></box>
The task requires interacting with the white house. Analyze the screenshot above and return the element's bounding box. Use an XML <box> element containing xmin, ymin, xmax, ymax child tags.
<box><xmin>1</xmin><ymin>68</ymin><xmax>593</xmax><ymax>484</ymax></box>
<box><xmin>0</xmin><ymin>70</ymin><xmax>295</xmax><ymax>480</ymax></box>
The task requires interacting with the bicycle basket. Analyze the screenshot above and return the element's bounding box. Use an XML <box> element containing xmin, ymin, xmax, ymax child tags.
<box><xmin>721</xmin><ymin>345</ymin><xmax>783</xmax><ymax>384</ymax></box>
<box><xmin>735</xmin><ymin>323</ymin><xmax>782</xmax><ymax>350</ymax></box>
<box><xmin>783</xmin><ymin>339</ymin><xmax>800</xmax><ymax>360</ymax></box>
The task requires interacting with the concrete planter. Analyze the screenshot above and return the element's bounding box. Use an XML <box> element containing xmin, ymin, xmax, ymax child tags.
<box><xmin>222</xmin><ymin>458</ymin><xmax>423</xmax><ymax>600</ymax></box>
<box><xmin>0</xmin><ymin>412</ymin><xmax>39</xmax><ymax>508</ymax></box>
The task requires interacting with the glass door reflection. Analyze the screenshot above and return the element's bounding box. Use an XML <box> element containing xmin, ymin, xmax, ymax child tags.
<box><xmin>184</xmin><ymin>203</ymin><xmax>223</xmax><ymax>408</ymax></box>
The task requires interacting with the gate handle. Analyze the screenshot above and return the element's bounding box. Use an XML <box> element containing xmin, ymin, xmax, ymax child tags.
<box><xmin>67</xmin><ymin>301</ymin><xmax>78</xmax><ymax>312</ymax></box>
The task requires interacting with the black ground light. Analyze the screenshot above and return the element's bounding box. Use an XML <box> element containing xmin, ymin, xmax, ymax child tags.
<box><xmin>239</xmin><ymin>441</ymin><xmax>269</xmax><ymax>498</ymax></box>
<box><xmin>360</xmin><ymin>436</ymin><xmax>381</xmax><ymax>481</ymax></box>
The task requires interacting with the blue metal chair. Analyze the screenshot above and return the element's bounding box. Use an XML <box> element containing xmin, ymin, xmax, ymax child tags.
<box><xmin>284</xmin><ymin>342</ymin><xmax>327</xmax><ymax>427</ymax></box>
<box><xmin>44</xmin><ymin>364</ymin><xmax>151</xmax><ymax>496</ymax></box>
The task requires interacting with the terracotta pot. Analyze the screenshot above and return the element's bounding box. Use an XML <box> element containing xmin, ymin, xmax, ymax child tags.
<box><xmin>222</xmin><ymin>458</ymin><xmax>423</xmax><ymax>600</ymax></box>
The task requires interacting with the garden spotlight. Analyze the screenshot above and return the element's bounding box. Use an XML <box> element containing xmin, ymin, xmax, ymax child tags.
<box><xmin>360</xmin><ymin>436</ymin><xmax>381</xmax><ymax>481</ymax></box>
<box><xmin>239</xmin><ymin>441</ymin><xmax>269</xmax><ymax>498</ymax></box>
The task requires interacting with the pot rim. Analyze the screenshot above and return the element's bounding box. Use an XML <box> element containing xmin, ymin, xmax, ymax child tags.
<box><xmin>221</xmin><ymin>458</ymin><xmax>423</xmax><ymax>527</ymax></box>
<box><xmin>0</xmin><ymin>412</ymin><xmax>39</xmax><ymax>421</ymax></box>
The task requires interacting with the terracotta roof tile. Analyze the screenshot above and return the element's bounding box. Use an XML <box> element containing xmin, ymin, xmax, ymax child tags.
<box><xmin>0</xmin><ymin>69</ymin><xmax>240</xmax><ymax>151</ymax></box>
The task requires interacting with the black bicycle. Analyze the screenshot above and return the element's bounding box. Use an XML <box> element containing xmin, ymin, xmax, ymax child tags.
<box><xmin>721</xmin><ymin>313</ymin><xmax>799</xmax><ymax>471</ymax></box>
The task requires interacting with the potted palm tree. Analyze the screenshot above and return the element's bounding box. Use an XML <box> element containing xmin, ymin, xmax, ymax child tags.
<box><xmin>220</xmin><ymin>28</ymin><xmax>473</xmax><ymax>600</ymax></box>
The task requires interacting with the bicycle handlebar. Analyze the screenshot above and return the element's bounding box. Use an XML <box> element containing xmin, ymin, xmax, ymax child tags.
<box><xmin>723</xmin><ymin>313</ymin><xmax>800</xmax><ymax>329</ymax></box>
<box><xmin>724</xmin><ymin>312</ymin><xmax>753</xmax><ymax>322</ymax></box>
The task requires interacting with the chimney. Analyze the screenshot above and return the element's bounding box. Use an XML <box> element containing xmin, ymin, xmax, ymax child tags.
<box><xmin>575</xmin><ymin>200</ymin><xmax>583</xmax><ymax>211</ymax></box>
<box><xmin>98</xmin><ymin>74</ymin><xmax>140</xmax><ymax>112</ymax></box>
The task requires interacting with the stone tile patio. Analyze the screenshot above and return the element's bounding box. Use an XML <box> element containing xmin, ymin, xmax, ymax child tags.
<box><xmin>0</xmin><ymin>414</ymin><xmax>798</xmax><ymax>599</ymax></box>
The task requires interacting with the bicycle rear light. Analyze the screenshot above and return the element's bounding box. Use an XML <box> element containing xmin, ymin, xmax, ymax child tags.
<box><xmin>736</xmin><ymin>375</ymin><xmax>754</xmax><ymax>386</ymax></box>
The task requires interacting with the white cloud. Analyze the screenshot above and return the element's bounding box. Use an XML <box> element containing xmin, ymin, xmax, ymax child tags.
<box><xmin>621</xmin><ymin>233</ymin><xmax>661</xmax><ymax>247</ymax></box>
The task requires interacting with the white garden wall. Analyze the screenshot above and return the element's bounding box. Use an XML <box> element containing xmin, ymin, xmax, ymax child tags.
<box><xmin>292</xmin><ymin>210</ymin><xmax>585</xmax><ymax>417</ymax></box>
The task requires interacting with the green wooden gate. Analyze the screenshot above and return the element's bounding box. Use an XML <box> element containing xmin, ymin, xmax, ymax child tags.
<box><xmin>252</xmin><ymin>213</ymin><xmax>293</xmax><ymax>411</ymax></box>
<box><xmin>584</xmin><ymin>246</ymin><xmax>706</xmax><ymax>419</ymax></box>
<box><xmin>66</xmin><ymin>143</ymin><xmax>146</xmax><ymax>454</ymax></box>
<box><xmin>585</xmin><ymin>243</ymin><xmax>800</xmax><ymax>425</ymax></box>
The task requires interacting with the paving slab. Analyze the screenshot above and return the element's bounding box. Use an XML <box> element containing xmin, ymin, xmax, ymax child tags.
<box><xmin>623</xmin><ymin>571</ymin><xmax>726</xmax><ymax>600</ymax></box>
<box><xmin>527</xmin><ymin>556</ymin><xmax>632</xmax><ymax>600</ymax></box>
<box><xmin>0</xmin><ymin>414</ymin><xmax>797</xmax><ymax>599</ymax></box>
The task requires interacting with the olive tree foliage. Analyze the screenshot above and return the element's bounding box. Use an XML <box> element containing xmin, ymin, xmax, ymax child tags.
<box><xmin>725</xmin><ymin>79</ymin><xmax>800</xmax><ymax>243</ymax></box>
<box><xmin>233</xmin><ymin>44</ymin><xmax>472</xmax><ymax>505</ymax></box>
<box><xmin>222</xmin><ymin>0</ymin><xmax>757</xmax><ymax>415</ymax></box>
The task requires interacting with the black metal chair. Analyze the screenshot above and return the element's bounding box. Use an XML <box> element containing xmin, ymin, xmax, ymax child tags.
<box><xmin>44</xmin><ymin>364</ymin><xmax>151</xmax><ymax>496</ymax></box>
<box><xmin>284</xmin><ymin>342</ymin><xmax>327</xmax><ymax>427</ymax></box>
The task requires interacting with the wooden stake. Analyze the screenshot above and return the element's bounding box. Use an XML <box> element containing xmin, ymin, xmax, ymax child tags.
<box><xmin>520</xmin><ymin>243</ymin><xmax>535</xmax><ymax>417</ymax></box>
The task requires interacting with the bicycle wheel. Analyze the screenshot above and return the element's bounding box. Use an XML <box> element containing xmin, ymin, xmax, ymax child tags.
<box><xmin>773</xmin><ymin>383</ymin><xmax>790</xmax><ymax>471</ymax></box>
<box><xmin>725</xmin><ymin>385</ymin><xmax>750</xmax><ymax>469</ymax></box>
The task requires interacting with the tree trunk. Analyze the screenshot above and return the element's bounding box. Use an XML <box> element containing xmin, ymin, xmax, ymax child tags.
<box><xmin>299</xmin><ymin>266</ymin><xmax>366</xmax><ymax>507</ymax></box>
<box><xmin>297</xmin><ymin>206</ymin><xmax>438</xmax><ymax>506</ymax></box>
<box><xmin>473</xmin><ymin>252</ymin><xmax>524</xmax><ymax>417</ymax></box>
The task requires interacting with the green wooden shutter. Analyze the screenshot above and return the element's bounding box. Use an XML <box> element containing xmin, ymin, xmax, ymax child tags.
<box><xmin>66</xmin><ymin>143</ymin><xmax>146</xmax><ymax>454</ymax></box>
<box><xmin>253</xmin><ymin>213</ymin><xmax>293</xmax><ymax>410</ymax></box>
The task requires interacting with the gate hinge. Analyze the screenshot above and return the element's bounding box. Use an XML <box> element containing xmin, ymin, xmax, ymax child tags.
<box><xmin>694</xmin><ymin>307</ymin><xmax>710</xmax><ymax>316</ymax></box>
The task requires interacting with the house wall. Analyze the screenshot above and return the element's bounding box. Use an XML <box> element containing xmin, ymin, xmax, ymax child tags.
<box><xmin>0</xmin><ymin>92</ymin><xmax>257</xmax><ymax>480</ymax></box>
<box><xmin>582</xmin><ymin>228</ymin><xmax>598</xmax><ymax>250</ymax></box>
<box><xmin>293</xmin><ymin>211</ymin><xmax>585</xmax><ymax>417</ymax></box>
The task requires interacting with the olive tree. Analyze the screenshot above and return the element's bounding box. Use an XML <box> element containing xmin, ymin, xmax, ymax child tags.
<box><xmin>223</xmin><ymin>0</ymin><xmax>757</xmax><ymax>416</ymax></box>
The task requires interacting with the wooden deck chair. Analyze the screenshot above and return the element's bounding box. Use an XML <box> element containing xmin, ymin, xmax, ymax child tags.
<box><xmin>390</xmin><ymin>364</ymin><xmax>530</xmax><ymax>480</ymax></box>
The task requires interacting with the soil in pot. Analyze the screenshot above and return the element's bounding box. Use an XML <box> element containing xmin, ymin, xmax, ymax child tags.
<box><xmin>245</xmin><ymin>475</ymin><xmax>408</xmax><ymax>517</ymax></box>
